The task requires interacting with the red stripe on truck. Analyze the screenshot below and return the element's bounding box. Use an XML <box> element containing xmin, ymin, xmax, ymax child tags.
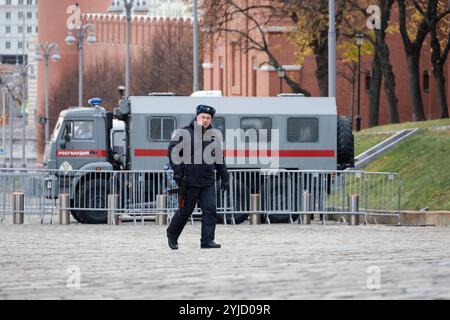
<box><xmin>57</xmin><ymin>150</ymin><xmax>108</xmax><ymax>157</ymax></box>
<box><xmin>134</xmin><ymin>149</ymin><xmax>335</xmax><ymax>158</ymax></box>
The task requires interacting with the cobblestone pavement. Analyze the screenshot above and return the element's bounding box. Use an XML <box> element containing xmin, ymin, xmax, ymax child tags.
<box><xmin>0</xmin><ymin>220</ymin><xmax>449</xmax><ymax>300</ymax></box>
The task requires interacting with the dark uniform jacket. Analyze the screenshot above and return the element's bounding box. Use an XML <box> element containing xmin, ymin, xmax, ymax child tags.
<box><xmin>168</xmin><ymin>119</ymin><xmax>229</xmax><ymax>188</ymax></box>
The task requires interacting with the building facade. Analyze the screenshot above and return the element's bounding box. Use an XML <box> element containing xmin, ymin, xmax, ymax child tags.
<box><xmin>202</xmin><ymin>8</ymin><xmax>450</xmax><ymax>128</ymax></box>
<box><xmin>106</xmin><ymin>0</ymin><xmax>191</xmax><ymax>18</ymax></box>
<box><xmin>0</xmin><ymin>0</ymin><xmax>38</xmax><ymax>65</ymax></box>
<box><xmin>35</xmin><ymin>0</ymin><xmax>192</xmax><ymax>164</ymax></box>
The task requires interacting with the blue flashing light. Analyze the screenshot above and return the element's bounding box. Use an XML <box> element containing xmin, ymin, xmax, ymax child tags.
<box><xmin>88</xmin><ymin>97</ymin><xmax>103</xmax><ymax>107</ymax></box>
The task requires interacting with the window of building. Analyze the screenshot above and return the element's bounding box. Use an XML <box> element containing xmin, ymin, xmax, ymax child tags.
<box><xmin>219</xmin><ymin>56</ymin><xmax>224</xmax><ymax>94</ymax></box>
<box><xmin>27</xmin><ymin>12</ymin><xmax>32</xmax><ymax>19</ymax></box>
<box><xmin>252</xmin><ymin>57</ymin><xmax>258</xmax><ymax>97</ymax></box>
<box><xmin>423</xmin><ymin>70</ymin><xmax>430</xmax><ymax>93</ymax></box>
<box><xmin>6</xmin><ymin>42</ymin><xmax>11</xmax><ymax>49</ymax></box>
<box><xmin>27</xmin><ymin>0</ymin><xmax>32</xmax><ymax>4</ymax></box>
<box><xmin>18</xmin><ymin>12</ymin><xmax>24</xmax><ymax>19</ymax></box>
<box><xmin>241</xmin><ymin>117</ymin><xmax>272</xmax><ymax>142</ymax></box>
<box><xmin>18</xmin><ymin>26</ymin><xmax>23</xmax><ymax>33</ymax></box>
<box><xmin>231</xmin><ymin>43</ymin><xmax>236</xmax><ymax>86</ymax></box>
<box><xmin>19</xmin><ymin>0</ymin><xmax>23</xmax><ymax>4</ymax></box>
<box><xmin>148</xmin><ymin>117</ymin><xmax>176</xmax><ymax>141</ymax></box>
<box><xmin>287</xmin><ymin>118</ymin><xmax>319</xmax><ymax>143</ymax></box>
<box><xmin>365</xmin><ymin>71</ymin><xmax>372</xmax><ymax>92</ymax></box>
<box><xmin>35</xmin><ymin>26</ymin><xmax>38</xmax><ymax>33</ymax></box>
<box><xmin>27</xmin><ymin>26</ymin><xmax>32</xmax><ymax>33</ymax></box>
<box><xmin>6</xmin><ymin>12</ymin><xmax>11</xmax><ymax>19</ymax></box>
<box><xmin>6</xmin><ymin>0</ymin><xmax>12</xmax><ymax>5</ymax></box>
<box><xmin>18</xmin><ymin>41</ymin><xmax>23</xmax><ymax>49</ymax></box>
<box><xmin>5</xmin><ymin>26</ymin><xmax>11</xmax><ymax>34</ymax></box>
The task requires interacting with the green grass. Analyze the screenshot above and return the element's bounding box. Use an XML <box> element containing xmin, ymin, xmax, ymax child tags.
<box><xmin>360</xmin><ymin>118</ymin><xmax>450</xmax><ymax>133</ymax></box>
<box><xmin>355</xmin><ymin>118</ymin><xmax>450</xmax><ymax>211</ymax></box>
<box><xmin>355</xmin><ymin>133</ymin><xmax>393</xmax><ymax>156</ymax></box>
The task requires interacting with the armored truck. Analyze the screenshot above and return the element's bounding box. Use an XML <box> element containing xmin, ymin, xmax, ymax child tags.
<box><xmin>43</xmin><ymin>95</ymin><xmax>354</xmax><ymax>223</ymax></box>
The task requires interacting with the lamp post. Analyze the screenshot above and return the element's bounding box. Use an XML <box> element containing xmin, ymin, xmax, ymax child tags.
<box><xmin>193</xmin><ymin>0</ymin><xmax>199</xmax><ymax>93</ymax></box>
<box><xmin>6</xmin><ymin>79</ymin><xmax>21</xmax><ymax>168</ymax></box>
<box><xmin>15</xmin><ymin>64</ymin><xmax>34</xmax><ymax>168</ymax></box>
<box><xmin>277</xmin><ymin>67</ymin><xmax>285</xmax><ymax>94</ymax></box>
<box><xmin>0</xmin><ymin>73</ymin><xmax>15</xmax><ymax>168</ymax></box>
<box><xmin>65</xmin><ymin>8</ymin><xmax>97</xmax><ymax>106</ymax></box>
<box><xmin>329</xmin><ymin>0</ymin><xmax>336</xmax><ymax>97</ymax></box>
<box><xmin>34</xmin><ymin>42</ymin><xmax>61</xmax><ymax>145</ymax></box>
<box><xmin>124</xmin><ymin>0</ymin><xmax>133</xmax><ymax>98</ymax></box>
<box><xmin>0</xmin><ymin>82</ymin><xmax>6</xmax><ymax>168</ymax></box>
<box><xmin>355</xmin><ymin>32</ymin><xmax>364</xmax><ymax>132</ymax></box>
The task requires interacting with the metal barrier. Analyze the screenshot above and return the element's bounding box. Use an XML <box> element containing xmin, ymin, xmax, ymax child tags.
<box><xmin>0</xmin><ymin>168</ymin><xmax>401</xmax><ymax>225</ymax></box>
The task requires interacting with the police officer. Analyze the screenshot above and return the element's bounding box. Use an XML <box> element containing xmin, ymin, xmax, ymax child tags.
<box><xmin>166</xmin><ymin>104</ymin><xmax>229</xmax><ymax>250</ymax></box>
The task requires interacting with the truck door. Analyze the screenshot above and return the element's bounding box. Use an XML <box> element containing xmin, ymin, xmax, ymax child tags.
<box><xmin>56</xmin><ymin>119</ymin><xmax>106</xmax><ymax>171</ymax></box>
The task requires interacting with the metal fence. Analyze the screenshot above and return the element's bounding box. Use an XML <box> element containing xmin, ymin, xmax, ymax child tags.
<box><xmin>0</xmin><ymin>168</ymin><xmax>401</xmax><ymax>225</ymax></box>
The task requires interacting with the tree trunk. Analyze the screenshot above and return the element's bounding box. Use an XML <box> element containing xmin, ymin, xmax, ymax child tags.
<box><xmin>379</xmin><ymin>47</ymin><xmax>400</xmax><ymax>123</ymax></box>
<box><xmin>315</xmin><ymin>49</ymin><xmax>328</xmax><ymax>97</ymax></box>
<box><xmin>368</xmin><ymin>50</ymin><xmax>382</xmax><ymax>127</ymax></box>
<box><xmin>284</xmin><ymin>74</ymin><xmax>312</xmax><ymax>97</ymax></box>
<box><xmin>406</xmin><ymin>51</ymin><xmax>427</xmax><ymax>121</ymax></box>
<box><xmin>433</xmin><ymin>64</ymin><xmax>449</xmax><ymax>118</ymax></box>
<box><xmin>351</xmin><ymin>61</ymin><xmax>356</xmax><ymax>129</ymax></box>
<box><xmin>377</xmin><ymin>38</ymin><xmax>399</xmax><ymax>123</ymax></box>
<box><xmin>267</xmin><ymin>53</ymin><xmax>311</xmax><ymax>96</ymax></box>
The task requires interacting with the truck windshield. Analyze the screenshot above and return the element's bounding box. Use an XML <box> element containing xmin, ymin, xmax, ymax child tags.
<box><xmin>50</xmin><ymin>117</ymin><xmax>63</xmax><ymax>141</ymax></box>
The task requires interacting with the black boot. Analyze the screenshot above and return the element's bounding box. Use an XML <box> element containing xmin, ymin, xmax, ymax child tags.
<box><xmin>201</xmin><ymin>241</ymin><xmax>221</xmax><ymax>249</ymax></box>
<box><xmin>168</xmin><ymin>238</ymin><xmax>178</xmax><ymax>250</ymax></box>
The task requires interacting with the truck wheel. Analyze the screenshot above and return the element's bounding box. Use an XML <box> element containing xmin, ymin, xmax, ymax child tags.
<box><xmin>72</xmin><ymin>179</ymin><xmax>110</xmax><ymax>224</ymax></box>
<box><xmin>217</xmin><ymin>180</ymin><xmax>249</xmax><ymax>225</ymax></box>
<box><xmin>337</xmin><ymin>116</ymin><xmax>355</xmax><ymax>170</ymax></box>
<box><xmin>261</xmin><ymin>174</ymin><xmax>299</xmax><ymax>223</ymax></box>
<box><xmin>70</xmin><ymin>209</ymin><xmax>84</xmax><ymax>223</ymax></box>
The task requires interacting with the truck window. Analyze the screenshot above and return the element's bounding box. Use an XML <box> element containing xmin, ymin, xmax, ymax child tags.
<box><xmin>287</xmin><ymin>117</ymin><xmax>318</xmax><ymax>142</ymax></box>
<box><xmin>212</xmin><ymin>116</ymin><xmax>225</xmax><ymax>139</ymax></box>
<box><xmin>73</xmin><ymin>121</ymin><xmax>94</xmax><ymax>140</ymax></box>
<box><xmin>112</xmin><ymin>130</ymin><xmax>125</xmax><ymax>155</ymax></box>
<box><xmin>50</xmin><ymin>117</ymin><xmax>63</xmax><ymax>141</ymax></box>
<box><xmin>148</xmin><ymin>117</ymin><xmax>176</xmax><ymax>141</ymax></box>
<box><xmin>240</xmin><ymin>117</ymin><xmax>272</xmax><ymax>142</ymax></box>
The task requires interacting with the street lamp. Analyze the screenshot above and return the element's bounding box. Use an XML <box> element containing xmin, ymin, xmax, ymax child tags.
<box><xmin>4</xmin><ymin>75</ymin><xmax>21</xmax><ymax>168</ymax></box>
<box><xmin>193</xmin><ymin>0</ymin><xmax>199</xmax><ymax>93</ymax></box>
<box><xmin>0</xmin><ymin>73</ymin><xmax>15</xmax><ymax>168</ymax></box>
<box><xmin>65</xmin><ymin>9</ymin><xmax>97</xmax><ymax>106</ymax></box>
<box><xmin>35</xmin><ymin>42</ymin><xmax>61</xmax><ymax>145</ymax></box>
<box><xmin>123</xmin><ymin>0</ymin><xmax>134</xmax><ymax>98</ymax></box>
<box><xmin>14</xmin><ymin>63</ymin><xmax>35</xmax><ymax>168</ymax></box>
<box><xmin>277</xmin><ymin>67</ymin><xmax>285</xmax><ymax>94</ymax></box>
<box><xmin>355</xmin><ymin>32</ymin><xmax>364</xmax><ymax>132</ymax></box>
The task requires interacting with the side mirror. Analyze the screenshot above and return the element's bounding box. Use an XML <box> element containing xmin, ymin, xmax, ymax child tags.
<box><xmin>60</xmin><ymin>133</ymin><xmax>70</xmax><ymax>149</ymax></box>
<box><xmin>64</xmin><ymin>134</ymin><xmax>71</xmax><ymax>143</ymax></box>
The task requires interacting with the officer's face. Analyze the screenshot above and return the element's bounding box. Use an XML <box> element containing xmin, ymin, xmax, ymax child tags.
<box><xmin>196</xmin><ymin>113</ymin><xmax>212</xmax><ymax>129</ymax></box>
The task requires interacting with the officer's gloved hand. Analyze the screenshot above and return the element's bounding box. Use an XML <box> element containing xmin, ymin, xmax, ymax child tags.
<box><xmin>173</xmin><ymin>172</ymin><xmax>183</xmax><ymax>185</ymax></box>
<box><xmin>220</xmin><ymin>179</ymin><xmax>230</xmax><ymax>191</ymax></box>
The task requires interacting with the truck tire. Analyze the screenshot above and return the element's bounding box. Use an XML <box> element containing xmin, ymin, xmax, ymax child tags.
<box><xmin>261</xmin><ymin>174</ymin><xmax>299</xmax><ymax>223</ymax></box>
<box><xmin>337</xmin><ymin>116</ymin><xmax>355</xmax><ymax>170</ymax></box>
<box><xmin>70</xmin><ymin>209</ymin><xmax>84</xmax><ymax>223</ymax></box>
<box><xmin>72</xmin><ymin>179</ymin><xmax>110</xmax><ymax>224</ymax></box>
